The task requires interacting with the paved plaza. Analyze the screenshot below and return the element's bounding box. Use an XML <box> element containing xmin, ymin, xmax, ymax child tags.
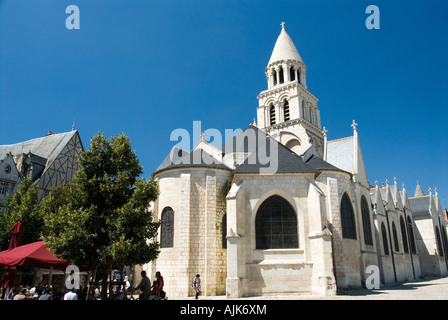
<box><xmin>170</xmin><ymin>276</ymin><xmax>448</xmax><ymax>300</ymax></box>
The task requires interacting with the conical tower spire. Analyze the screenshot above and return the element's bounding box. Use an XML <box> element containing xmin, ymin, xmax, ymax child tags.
<box><xmin>268</xmin><ymin>22</ymin><xmax>303</xmax><ymax>66</ymax></box>
<box><xmin>414</xmin><ymin>180</ymin><xmax>425</xmax><ymax>197</ymax></box>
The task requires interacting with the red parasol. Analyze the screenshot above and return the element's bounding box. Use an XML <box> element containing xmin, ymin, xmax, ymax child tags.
<box><xmin>8</xmin><ymin>222</ymin><xmax>24</xmax><ymax>250</ymax></box>
<box><xmin>0</xmin><ymin>241</ymin><xmax>69</xmax><ymax>270</ymax></box>
<box><xmin>1</xmin><ymin>222</ymin><xmax>24</xmax><ymax>291</ymax></box>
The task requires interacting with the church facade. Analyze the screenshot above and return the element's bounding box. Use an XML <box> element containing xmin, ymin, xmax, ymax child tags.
<box><xmin>147</xmin><ymin>24</ymin><xmax>448</xmax><ymax>298</ymax></box>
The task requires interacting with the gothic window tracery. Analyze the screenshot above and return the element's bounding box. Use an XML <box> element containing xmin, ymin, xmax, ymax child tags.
<box><xmin>255</xmin><ymin>195</ymin><xmax>298</xmax><ymax>249</ymax></box>
<box><xmin>340</xmin><ymin>193</ymin><xmax>357</xmax><ymax>239</ymax></box>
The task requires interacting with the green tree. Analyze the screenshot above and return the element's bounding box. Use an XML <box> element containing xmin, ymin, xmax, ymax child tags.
<box><xmin>0</xmin><ymin>175</ymin><xmax>42</xmax><ymax>250</ymax></box>
<box><xmin>40</xmin><ymin>132</ymin><xmax>160</xmax><ymax>299</ymax></box>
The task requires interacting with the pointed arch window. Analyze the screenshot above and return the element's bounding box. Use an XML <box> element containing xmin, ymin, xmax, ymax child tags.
<box><xmin>407</xmin><ymin>217</ymin><xmax>417</xmax><ymax>254</ymax></box>
<box><xmin>392</xmin><ymin>222</ymin><xmax>399</xmax><ymax>252</ymax></box>
<box><xmin>381</xmin><ymin>222</ymin><xmax>389</xmax><ymax>255</ymax></box>
<box><xmin>161</xmin><ymin>207</ymin><xmax>174</xmax><ymax>248</ymax></box>
<box><xmin>340</xmin><ymin>193</ymin><xmax>356</xmax><ymax>239</ymax></box>
<box><xmin>283</xmin><ymin>99</ymin><xmax>290</xmax><ymax>122</ymax></box>
<box><xmin>400</xmin><ymin>216</ymin><xmax>409</xmax><ymax>253</ymax></box>
<box><xmin>255</xmin><ymin>195</ymin><xmax>298</xmax><ymax>249</ymax></box>
<box><xmin>269</xmin><ymin>104</ymin><xmax>276</xmax><ymax>126</ymax></box>
<box><xmin>361</xmin><ymin>196</ymin><xmax>373</xmax><ymax>245</ymax></box>
<box><xmin>436</xmin><ymin>226</ymin><xmax>444</xmax><ymax>256</ymax></box>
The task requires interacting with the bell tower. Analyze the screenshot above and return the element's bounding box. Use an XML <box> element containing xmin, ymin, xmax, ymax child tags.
<box><xmin>257</xmin><ymin>22</ymin><xmax>324</xmax><ymax>159</ymax></box>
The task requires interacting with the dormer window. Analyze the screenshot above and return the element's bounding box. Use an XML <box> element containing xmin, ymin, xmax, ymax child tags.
<box><xmin>4</xmin><ymin>165</ymin><xmax>11</xmax><ymax>174</ymax></box>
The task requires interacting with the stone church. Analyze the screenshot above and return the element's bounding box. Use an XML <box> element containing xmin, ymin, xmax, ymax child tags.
<box><xmin>147</xmin><ymin>24</ymin><xmax>448</xmax><ymax>298</ymax></box>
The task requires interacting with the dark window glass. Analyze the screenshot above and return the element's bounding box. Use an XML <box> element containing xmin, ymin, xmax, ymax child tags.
<box><xmin>436</xmin><ymin>227</ymin><xmax>444</xmax><ymax>257</ymax></box>
<box><xmin>381</xmin><ymin>222</ymin><xmax>389</xmax><ymax>255</ymax></box>
<box><xmin>400</xmin><ymin>216</ymin><xmax>409</xmax><ymax>253</ymax></box>
<box><xmin>341</xmin><ymin>193</ymin><xmax>356</xmax><ymax>239</ymax></box>
<box><xmin>407</xmin><ymin>217</ymin><xmax>417</xmax><ymax>254</ymax></box>
<box><xmin>270</xmin><ymin>104</ymin><xmax>276</xmax><ymax>125</ymax></box>
<box><xmin>392</xmin><ymin>222</ymin><xmax>399</xmax><ymax>252</ymax></box>
<box><xmin>290</xmin><ymin>67</ymin><xmax>295</xmax><ymax>81</ymax></box>
<box><xmin>161</xmin><ymin>207</ymin><xmax>174</xmax><ymax>248</ymax></box>
<box><xmin>255</xmin><ymin>195</ymin><xmax>298</xmax><ymax>249</ymax></box>
<box><xmin>222</xmin><ymin>214</ymin><xmax>227</xmax><ymax>249</ymax></box>
<box><xmin>284</xmin><ymin>100</ymin><xmax>290</xmax><ymax>121</ymax></box>
<box><xmin>361</xmin><ymin>196</ymin><xmax>373</xmax><ymax>245</ymax></box>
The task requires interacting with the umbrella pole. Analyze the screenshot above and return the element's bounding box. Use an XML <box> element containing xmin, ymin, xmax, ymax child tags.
<box><xmin>49</xmin><ymin>267</ymin><xmax>53</xmax><ymax>288</ymax></box>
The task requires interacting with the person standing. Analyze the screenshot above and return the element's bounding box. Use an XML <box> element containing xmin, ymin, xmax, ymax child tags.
<box><xmin>135</xmin><ymin>271</ymin><xmax>151</xmax><ymax>300</ymax></box>
<box><xmin>191</xmin><ymin>274</ymin><xmax>201</xmax><ymax>300</ymax></box>
<box><xmin>64</xmin><ymin>288</ymin><xmax>78</xmax><ymax>300</ymax></box>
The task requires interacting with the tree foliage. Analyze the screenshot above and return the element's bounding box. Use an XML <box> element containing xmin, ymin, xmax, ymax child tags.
<box><xmin>40</xmin><ymin>132</ymin><xmax>160</xmax><ymax>270</ymax></box>
<box><xmin>0</xmin><ymin>175</ymin><xmax>42</xmax><ymax>250</ymax></box>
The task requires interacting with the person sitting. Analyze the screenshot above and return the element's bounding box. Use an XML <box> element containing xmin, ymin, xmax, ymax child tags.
<box><xmin>149</xmin><ymin>280</ymin><xmax>160</xmax><ymax>300</ymax></box>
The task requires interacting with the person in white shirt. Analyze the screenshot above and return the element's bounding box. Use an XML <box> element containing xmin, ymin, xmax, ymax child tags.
<box><xmin>64</xmin><ymin>288</ymin><xmax>78</xmax><ymax>300</ymax></box>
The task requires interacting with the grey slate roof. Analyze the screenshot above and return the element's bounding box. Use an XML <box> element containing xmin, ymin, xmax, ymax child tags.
<box><xmin>154</xmin><ymin>125</ymin><xmax>345</xmax><ymax>176</ymax></box>
<box><xmin>409</xmin><ymin>196</ymin><xmax>431</xmax><ymax>216</ymax></box>
<box><xmin>305</xmin><ymin>154</ymin><xmax>348</xmax><ymax>173</ymax></box>
<box><xmin>0</xmin><ymin>131</ymin><xmax>79</xmax><ymax>164</ymax></box>
<box><xmin>227</xmin><ymin>125</ymin><xmax>318</xmax><ymax>174</ymax></box>
<box><xmin>154</xmin><ymin>146</ymin><xmax>231</xmax><ymax>174</ymax></box>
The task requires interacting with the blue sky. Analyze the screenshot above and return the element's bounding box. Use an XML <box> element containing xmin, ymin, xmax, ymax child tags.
<box><xmin>1</xmin><ymin>0</ymin><xmax>447</xmax><ymax>207</ymax></box>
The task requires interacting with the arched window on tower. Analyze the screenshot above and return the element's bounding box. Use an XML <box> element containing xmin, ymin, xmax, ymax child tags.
<box><xmin>301</xmin><ymin>99</ymin><xmax>306</xmax><ymax>119</ymax></box>
<box><xmin>297</xmin><ymin>69</ymin><xmax>301</xmax><ymax>84</ymax></box>
<box><xmin>381</xmin><ymin>222</ymin><xmax>389</xmax><ymax>255</ymax></box>
<box><xmin>407</xmin><ymin>217</ymin><xmax>417</xmax><ymax>254</ymax></box>
<box><xmin>272</xmin><ymin>69</ymin><xmax>277</xmax><ymax>86</ymax></box>
<box><xmin>279</xmin><ymin>66</ymin><xmax>284</xmax><ymax>84</ymax></box>
<box><xmin>283</xmin><ymin>99</ymin><xmax>290</xmax><ymax>121</ymax></box>
<box><xmin>340</xmin><ymin>193</ymin><xmax>356</xmax><ymax>239</ymax></box>
<box><xmin>255</xmin><ymin>195</ymin><xmax>298</xmax><ymax>249</ymax></box>
<box><xmin>361</xmin><ymin>196</ymin><xmax>373</xmax><ymax>245</ymax></box>
<box><xmin>269</xmin><ymin>104</ymin><xmax>276</xmax><ymax>126</ymax></box>
<box><xmin>290</xmin><ymin>66</ymin><xmax>295</xmax><ymax>81</ymax></box>
<box><xmin>161</xmin><ymin>207</ymin><xmax>174</xmax><ymax>248</ymax></box>
<box><xmin>400</xmin><ymin>216</ymin><xmax>409</xmax><ymax>253</ymax></box>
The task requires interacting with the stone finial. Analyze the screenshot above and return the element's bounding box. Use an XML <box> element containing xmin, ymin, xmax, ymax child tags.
<box><xmin>375</xmin><ymin>180</ymin><xmax>379</xmax><ymax>188</ymax></box>
<box><xmin>351</xmin><ymin>120</ymin><xmax>358</xmax><ymax>131</ymax></box>
<box><xmin>280</xmin><ymin>21</ymin><xmax>285</xmax><ymax>29</ymax></box>
<box><xmin>322</xmin><ymin>127</ymin><xmax>327</xmax><ymax>137</ymax></box>
<box><xmin>200</xmin><ymin>132</ymin><xmax>206</xmax><ymax>142</ymax></box>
